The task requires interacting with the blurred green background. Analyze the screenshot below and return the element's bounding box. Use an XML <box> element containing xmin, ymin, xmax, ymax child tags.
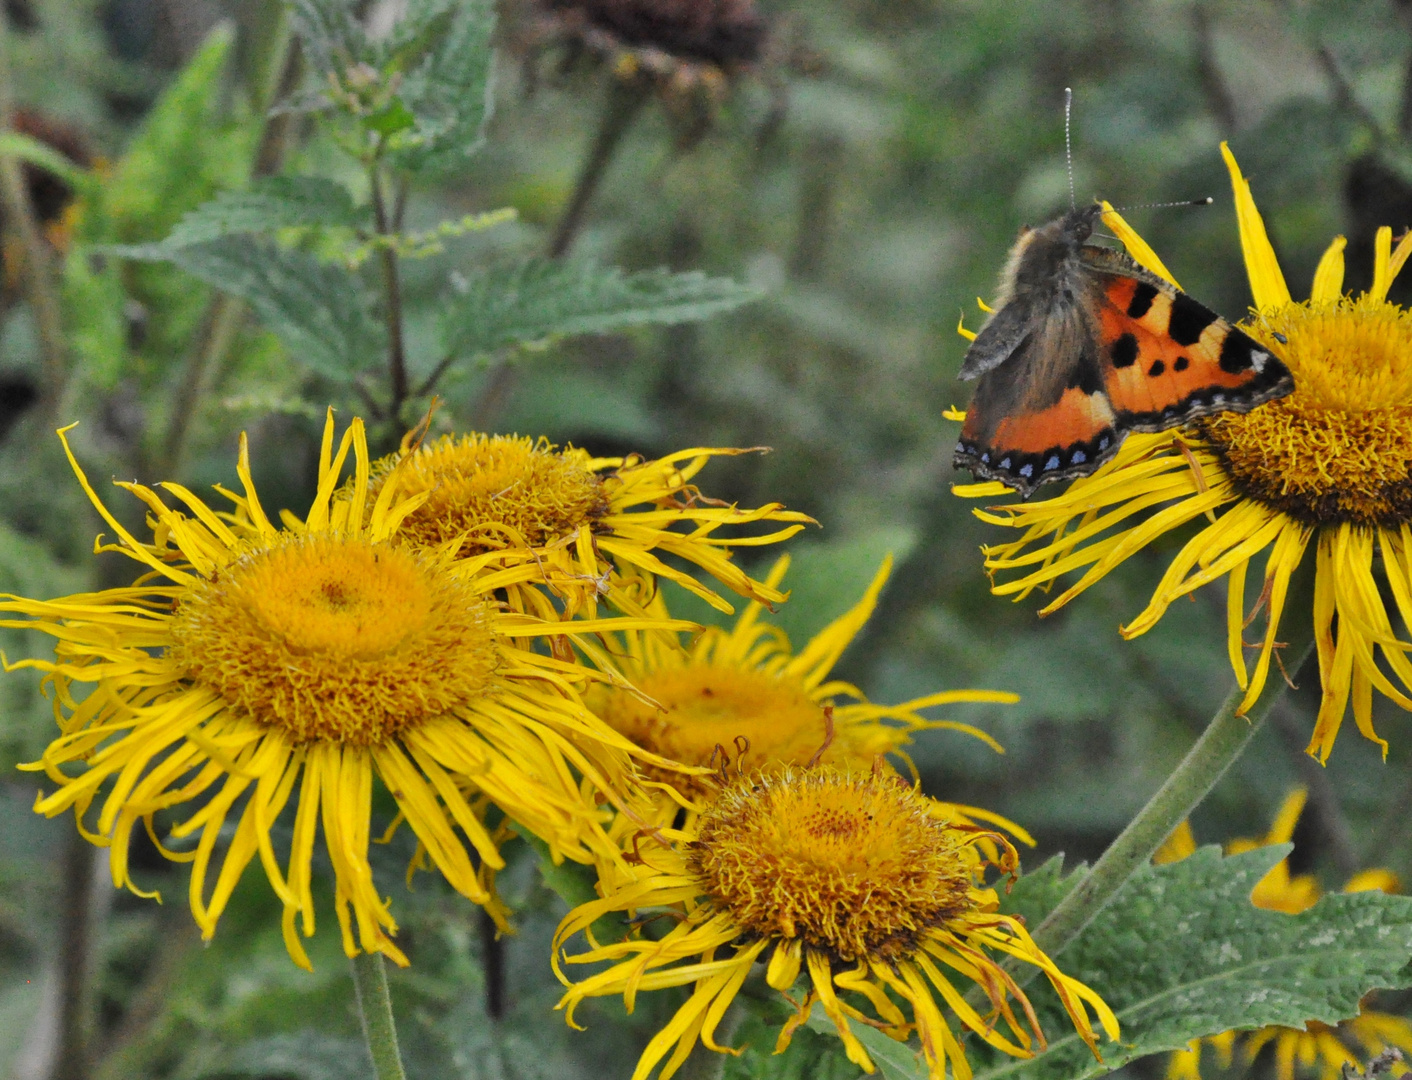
<box><xmin>0</xmin><ymin>1</ymin><xmax>1410</xmax><ymax>1077</ymax></box>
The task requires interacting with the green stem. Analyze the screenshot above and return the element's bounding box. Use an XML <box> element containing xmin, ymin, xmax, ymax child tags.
<box><xmin>351</xmin><ymin>952</ymin><xmax>407</xmax><ymax>1080</ymax></box>
<box><xmin>1029</xmin><ymin>558</ymin><xmax>1318</xmax><ymax>962</ymax></box>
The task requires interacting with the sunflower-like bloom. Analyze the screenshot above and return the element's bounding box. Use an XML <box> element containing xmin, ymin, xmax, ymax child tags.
<box><xmin>4</xmin><ymin>412</ymin><xmax>687</xmax><ymax>969</ymax></box>
<box><xmin>554</xmin><ymin>768</ymin><xmax>1118</xmax><ymax>1080</ymax></box>
<box><xmin>586</xmin><ymin>551</ymin><xmax>1020</xmax><ymax>824</ymax></box>
<box><xmin>1159</xmin><ymin>790</ymin><xmax>1407</xmax><ymax>1080</ymax></box>
<box><xmin>362</xmin><ymin>430</ymin><xmax>811</xmax><ymax>619</ymax></box>
<box><xmin>956</xmin><ymin>143</ymin><xmax>1412</xmax><ymax>761</ymax></box>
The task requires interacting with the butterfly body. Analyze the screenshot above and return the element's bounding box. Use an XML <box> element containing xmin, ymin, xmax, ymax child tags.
<box><xmin>953</xmin><ymin>204</ymin><xmax>1293</xmax><ymax>497</ymax></box>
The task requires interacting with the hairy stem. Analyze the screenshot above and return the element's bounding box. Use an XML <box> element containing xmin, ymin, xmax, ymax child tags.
<box><xmin>351</xmin><ymin>952</ymin><xmax>408</xmax><ymax>1080</ymax></box>
<box><xmin>547</xmin><ymin>77</ymin><xmax>647</xmax><ymax>259</ymax></box>
<box><xmin>1029</xmin><ymin>559</ymin><xmax>1318</xmax><ymax>962</ymax></box>
<box><xmin>0</xmin><ymin>9</ymin><xmax>66</xmax><ymax>417</ymax></box>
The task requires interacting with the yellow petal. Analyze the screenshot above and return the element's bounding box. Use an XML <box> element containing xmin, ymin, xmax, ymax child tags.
<box><xmin>1221</xmin><ymin>143</ymin><xmax>1291</xmax><ymax>311</ymax></box>
<box><xmin>1372</xmin><ymin>227</ymin><xmax>1394</xmax><ymax>303</ymax></box>
<box><xmin>1389</xmin><ymin>230</ymin><xmax>1412</xmax><ymax>290</ymax></box>
<box><xmin>1310</xmin><ymin>236</ymin><xmax>1346</xmax><ymax>304</ymax></box>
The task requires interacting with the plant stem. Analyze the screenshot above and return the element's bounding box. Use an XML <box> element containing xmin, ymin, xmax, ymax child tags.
<box><xmin>1029</xmin><ymin>559</ymin><xmax>1318</xmax><ymax>963</ymax></box>
<box><xmin>49</xmin><ymin>830</ymin><xmax>95</xmax><ymax>1080</ymax></box>
<box><xmin>547</xmin><ymin>77</ymin><xmax>647</xmax><ymax>259</ymax></box>
<box><xmin>351</xmin><ymin>951</ymin><xmax>408</xmax><ymax>1080</ymax></box>
<box><xmin>370</xmin><ymin>164</ymin><xmax>409</xmax><ymax>425</ymax></box>
<box><xmin>0</xmin><ymin>9</ymin><xmax>66</xmax><ymax>417</ymax></box>
<box><xmin>479</xmin><ymin>907</ymin><xmax>506</xmax><ymax>1020</ymax></box>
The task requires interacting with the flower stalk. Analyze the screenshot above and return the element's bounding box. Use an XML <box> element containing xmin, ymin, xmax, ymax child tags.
<box><xmin>352</xmin><ymin>952</ymin><xmax>408</xmax><ymax>1080</ymax></box>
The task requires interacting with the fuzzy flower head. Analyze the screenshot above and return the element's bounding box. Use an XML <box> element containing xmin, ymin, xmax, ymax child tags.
<box><xmin>585</xmin><ymin>553</ymin><xmax>1021</xmax><ymax>834</ymax></box>
<box><xmin>5</xmin><ymin>412</ymin><xmax>685</xmax><ymax>969</ymax></box>
<box><xmin>1159</xmin><ymin>789</ymin><xmax>1407</xmax><ymax>1080</ymax></box>
<box><xmin>554</xmin><ymin>768</ymin><xmax>1118</xmax><ymax>1080</ymax></box>
<box><xmin>956</xmin><ymin>143</ymin><xmax>1412</xmax><ymax>761</ymax></box>
<box><xmin>361</xmin><ymin>430</ymin><xmax>810</xmax><ymax>621</ymax></box>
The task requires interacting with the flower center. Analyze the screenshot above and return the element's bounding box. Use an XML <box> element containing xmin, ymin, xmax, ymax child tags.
<box><xmin>686</xmin><ymin>771</ymin><xmax>977</xmax><ymax>961</ymax></box>
<box><xmin>594</xmin><ymin>667</ymin><xmax>899</xmax><ymax>799</ymax></box>
<box><xmin>1200</xmin><ymin>296</ymin><xmax>1412</xmax><ymax>527</ymax></box>
<box><xmin>375</xmin><ymin>434</ymin><xmax>609</xmax><ymax>555</ymax></box>
<box><xmin>169</xmin><ymin>535</ymin><xmax>500</xmax><ymax>745</ymax></box>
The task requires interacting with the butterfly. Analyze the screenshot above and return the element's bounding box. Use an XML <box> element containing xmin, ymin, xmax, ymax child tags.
<box><xmin>952</xmin><ymin>203</ymin><xmax>1294</xmax><ymax>497</ymax></box>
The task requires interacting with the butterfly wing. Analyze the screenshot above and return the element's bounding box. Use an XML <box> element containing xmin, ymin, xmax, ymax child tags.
<box><xmin>1082</xmin><ymin>247</ymin><xmax>1293</xmax><ymax>429</ymax></box>
<box><xmin>954</xmin><ymin>293</ymin><xmax>1124</xmax><ymax>498</ymax></box>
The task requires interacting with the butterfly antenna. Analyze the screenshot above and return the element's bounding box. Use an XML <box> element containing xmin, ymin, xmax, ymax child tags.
<box><xmin>1110</xmin><ymin>197</ymin><xmax>1214</xmax><ymax>211</ymax></box>
<box><xmin>1064</xmin><ymin>87</ymin><xmax>1076</xmax><ymax>210</ymax></box>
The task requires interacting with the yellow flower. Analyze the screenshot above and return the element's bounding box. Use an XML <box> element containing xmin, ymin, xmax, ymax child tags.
<box><xmin>554</xmin><ymin>768</ymin><xmax>1118</xmax><ymax>1080</ymax></box>
<box><xmin>362</xmin><ymin>430</ymin><xmax>812</xmax><ymax>618</ymax></box>
<box><xmin>585</xmin><ymin>551</ymin><xmax>1021</xmax><ymax>826</ymax></box>
<box><xmin>1160</xmin><ymin>789</ymin><xmax>1407</xmax><ymax>1080</ymax></box>
<box><xmin>956</xmin><ymin>143</ymin><xmax>1412</xmax><ymax>761</ymax></box>
<box><xmin>4</xmin><ymin>412</ymin><xmax>684</xmax><ymax>969</ymax></box>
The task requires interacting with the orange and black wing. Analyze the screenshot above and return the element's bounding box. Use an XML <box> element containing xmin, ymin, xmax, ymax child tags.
<box><xmin>1090</xmin><ymin>267</ymin><xmax>1292</xmax><ymax>430</ymax></box>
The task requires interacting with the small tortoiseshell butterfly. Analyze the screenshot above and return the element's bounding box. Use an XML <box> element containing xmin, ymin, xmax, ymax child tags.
<box><xmin>952</xmin><ymin>202</ymin><xmax>1294</xmax><ymax>497</ymax></box>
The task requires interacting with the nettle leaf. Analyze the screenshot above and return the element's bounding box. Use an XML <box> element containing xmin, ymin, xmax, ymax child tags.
<box><xmin>999</xmin><ymin>854</ymin><xmax>1086</xmax><ymax>929</ymax></box>
<box><xmin>386</xmin><ymin>0</ymin><xmax>497</xmax><ymax>175</ymax></box>
<box><xmin>971</xmin><ymin>845</ymin><xmax>1412</xmax><ymax>1080</ymax></box>
<box><xmin>110</xmin><ymin>237</ymin><xmax>383</xmax><ymax>382</ymax></box>
<box><xmin>438</xmin><ymin>259</ymin><xmax>763</xmax><ymax>364</ymax></box>
<box><xmin>289</xmin><ymin>0</ymin><xmax>373</xmax><ymax>78</ymax></box>
<box><xmin>160</xmin><ymin>177</ymin><xmax>367</xmax><ymax>248</ymax></box>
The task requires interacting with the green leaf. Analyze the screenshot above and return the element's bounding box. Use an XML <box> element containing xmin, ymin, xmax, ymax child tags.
<box><xmin>438</xmin><ymin>259</ymin><xmax>763</xmax><ymax>365</ymax></box>
<box><xmin>802</xmin><ymin>1011</ymin><xmax>919</xmax><ymax>1080</ymax></box>
<box><xmin>289</xmin><ymin>0</ymin><xmax>372</xmax><ymax>79</ymax></box>
<box><xmin>972</xmin><ymin>845</ymin><xmax>1412</xmax><ymax>1080</ymax></box>
<box><xmin>160</xmin><ymin>177</ymin><xmax>367</xmax><ymax>248</ymax></box>
<box><xmin>109</xmin><ymin>237</ymin><xmax>383</xmax><ymax>383</ymax></box>
<box><xmin>998</xmin><ymin>854</ymin><xmax>1086</xmax><ymax>931</ymax></box>
<box><xmin>385</xmin><ymin>0</ymin><xmax>497</xmax><ymax>175</ymax></box>
<box><xmin>95</xmin><ymin>24</ymin><xmax>255</xmax><ymax>244</ymax></box>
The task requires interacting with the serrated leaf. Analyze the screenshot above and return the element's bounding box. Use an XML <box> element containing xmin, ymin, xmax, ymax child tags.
<box><xmin>385</xmin><ymin>0</ymin><xmax>497</xmax><ymax>175</ymax></box>
<box><xmin>972</xmin><ymin>846</ymin><xmax>1412</xmax><ymax>1080</ymax></box>
<box><xmin>803</xmin><ymin>1011</ymin><xmax>918</xmax><ymax>1080</ymax></box>
<box><xmin>438</xmin><ymin>259</ymin><xmax>763</xmax><ymax>365</ymax></box>
<box><xmin>289</xmin><ymin>0</ymin><xmax>372</xmax><ymax>79</ymax></box>
<box><xmin>998</xmin><ymin>854</ymin><xmax>1086</xmax><ymax>931</ymax></box>
<box><xmin>109</xmin><ymin>237</ymin><xmax>383</xmax><ymax>382</ymax></box>
<box><xmin>160</xmin><ymin>177</ymin><xmax>366</xmax><ymax>248</ymax></box>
